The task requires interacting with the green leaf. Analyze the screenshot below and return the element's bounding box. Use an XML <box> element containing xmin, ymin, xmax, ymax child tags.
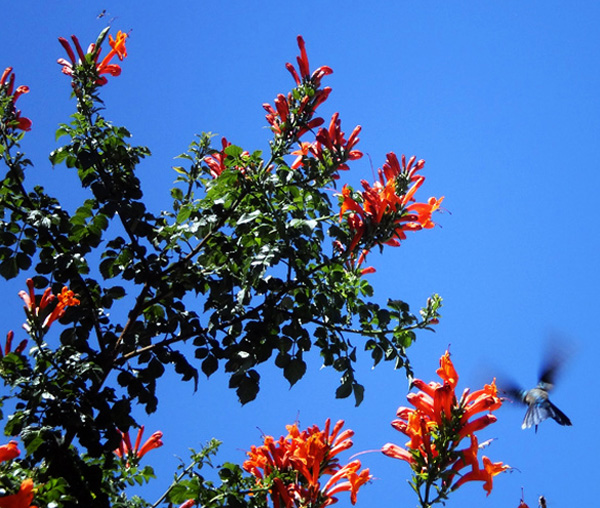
<box><xmin>283</xmin><ymin>357</ymin><xmax>306</xmax><ymax>386</ymax></box>
<box><xmin>335</xmin><ymin>381</ymin><xmax>352</xmax><ymax>399</ymax></box>
<box><xmin>224</xmin><ymin>144</ymin><xmax>243</xmax><ymax>158</ymax></box>
<box><xmin>0</xmin><ymin>257</ymin><xmax>18</xmax><ymax>279</ymax></box>
<box><xmin>49</xmin><ymin>147</ymin><xmax>69</xmax><ymax>165</ymax></box>
<box><xmin>353</xmin><ymin>383</ymin><xmax>365</xmax><ymax>406</ymax></box>
<box><xmin>201</xmin><ymin>355</ymin><xmax>218</xmax><ymax>378</ymax></box>
<box><xmin>237</xmin><ymin>210</ymin><xmax>261</xmax><ymax>225</ymax></box>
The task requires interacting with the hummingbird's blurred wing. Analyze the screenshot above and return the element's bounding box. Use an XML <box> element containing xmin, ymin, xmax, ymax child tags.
<box><xmin>497</xmin><ymin>380</ymin><xmax>525</xmax><ymax>405</ymax></box>
<box><xmin>539</xmin><ymin>334</ymin><xmax>573</xmax><ymax>389</ymax></box>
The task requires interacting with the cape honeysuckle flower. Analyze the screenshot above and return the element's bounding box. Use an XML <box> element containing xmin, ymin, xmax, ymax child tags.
<box><xmin>263</xmin><ymin>98</ymin><xmax>326</xmax><ymax>139</ymax></box>
<box><xmin>310</xmin><ymin>113</ymin><xmax>362</xmax><ymax>173</ymax></box>
<box><xmin>338</xmin><ymin>152</ymin><xmax>443</xmax><ymax>262</ymax></box>
<box><xmin>18</xmin><ymin>279</ymin><xmax>80</xmax><ymax>331</ymax></box>
<box><xmin>332</xmin><ymin>240</ymin><xmax>375</xmax><ymax>275</ymax></box>
<box><xmin>382</xmin><ymin>351</ymin><xmax>508</xmax><ymax>502</ymax></box>
<box><xmin>263</xmin><ymin>36</ymin><xmax>333</xmax><ymax>147</ymax></box>
<box><xmin>450</xmin><ymin>456</ymin><xmax>510</xmax><ymax>496</ymax></box>
<box><xmin>42</xmin><ymin>287</ymin><xmax>81</xmax><ymax>329</ymax></box>
<box><xmin>0</xmin><ymin>67</ymin><xmax>31</xmax><ymax>132</ymax></box>
<box><xmin>1</xmin><ymin>331</ymin><xmax>27</xmax><ymax>358</ymax></box>
<box><xmin>0</xmin><ymin>441</ymin><xmax>20</xmax><ymax>463</ymax></box>
<box><xmin>286</xmin><ymin>35</ymin><xmax>333</xmax><ymax>87</ymax></box>
<box><xmin>243</xmin><ymin>419</ymin><xmax>371</xmax><ymax>508</ymax></box>
<box><xmin>290</xmin><ymin>141</ymin><xmax>313</xmax><ymax>170</ymax></box>
<box><xmin>57</xmin><ymin>30</ymin><xmax>128</xmax><ymax>86</ymax></box>
<box><xmin>0</xmin><ymin>478</ymin><xmax>37</xmax><ymax>508</ymax></box>
<box><xmin>203</xmin><ymin>137</ymin><xmax>250</xmax><ymax>178</ymax></box>
<box><xmin>114</xmin><ymin>426</ymin><xmax>163</xmax><ymax>463</ymax></box>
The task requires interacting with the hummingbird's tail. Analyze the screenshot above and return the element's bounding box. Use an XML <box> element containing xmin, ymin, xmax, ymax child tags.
<box><xmin>547</xmin><ymin>400</ymin><xmax>572</xmax><ymax>427</ymax></box>
<box><xmin>522</xmin><ymin>400</ymin><xmax>572</xmax><ymax>431</ymax></box>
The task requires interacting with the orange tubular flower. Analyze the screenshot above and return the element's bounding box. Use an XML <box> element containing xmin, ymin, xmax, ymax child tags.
<box><xmin>1</xmin><ymin>331</ymin><xmax>27</xmax><ymax>358</ymax></box>
<box><xmin>381</xmin><ymin>442</ymin><xmax>415</xmax><ymax>465</ymax></box>
<box><xmin>57</xmin><ymin>30</ymin><xmax>128</xmax><ymax>86</ymax></box>
<box><xmin>243</xmin><ymin>419</ymin><xmax>371</xmax><ymax>508</ymax></box>
<box><xmin>0</xmin><ymin>478</ymin><xmax>36</xmax><ymax>508</ymax></box>
<box><xmin>19</xmin><ymin>279</ymin><xmax>80</xmax><ymax>331</ymax></box>
<box><xmin>0</xmin><ymin>67</ymin><xmax>32</xmax><ymax>132</ymax></box>
<box><xmin>436</xmin><ymin>350</ymin><xmax>458</xmax><ymax>388</ymax></box>
<box><xmin>264</xmin><ymin>36</ymin><xmax>333</xmax><ymax>150</ymax></box>
<box><xmin>114</xmin><ymin>426</ymin><xmax>163</xmax><ymax>462</ymax></box>
<box><xmin>0</xmin><ymin>441</ymin><xmax>20</xmax><ymax>463</ymax></box>
<box><xmin>312</xmin><ymin>113</ymin><xmax>362</xmax><ymax>172</ymax></box>
<box><xmin>41</xmin><ymin>286</ymin><xmax>80</xmax><ymax>329</ymax></box>
<box><xmin>382</xmin><ymin>351</ymin><xmax>508</xmax><ymax>501</ymax></box>
<box><xmin>338</xmin><ymin>151</ymin><xmax>443</xmax><ymax>268</ymax></box>
<box><xmin>203</xmin><ymin>137</ymin><xmax>250</xmax><ymax>178</ymax></box>
<box><xmin>462</xmin><ymin>380</ymin><xmax>502</xmax><ymax>420</ymax></box>
<box><xmin>286</xmin><ymin>35</ymin><xmax>333</xmax><ymax>87</ymax></box>
<box><xmin>451</xmin><ymin>456</ymin><xmax>510</xmax><ymax>496</ymax></box>
<box><xmin>322</xmin><ymin>460</ymin><xmax>371</xmax><ymax>506</ymax></box>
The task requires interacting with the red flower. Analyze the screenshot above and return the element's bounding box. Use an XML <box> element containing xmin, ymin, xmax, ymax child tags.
<box><xmin>286</xmin><ymin>35</ymin><xmax>333</xmax><ymax>87</ymax></box>
<box><xmin>264</xmin><ymin>36</ymin><xmax>334</xmax><ymax>147</ymax></box>
<box><xmin>381</xmin><ymin>442</ymin><xmax>415</xmax><ymax>465</ymax></box>
<box><xmin>462</xmin><ymin>380</ymin><xmax>502</xmax><ymax>420</ymax></box>
<box><xmin>1</xmin><ymin>331</ymin><xmax>27</xmax><ymax>358</ymax></box>
<box><xmin>57</xmin><ymin>30</ymin><xmax>128</xmax><ymax>86</ymax></box>
<box><xmin>114</xmin><ymin>426</ymin><xmax>163</xmax><ymax>462</ymax></box>
<box><xmin>338</xmin><ymin>152</ymin><xmax>443</xmax><ymax>263</ymax></box>
<box><xmin>451</xmin><ymin>456</ymin><xmax>510</xmax><ymax>496</ymax></box>
<box><xmin>0</xmin><ymin>478</ymin><xmax>36</xmax><ymax>508</ymax></box>
<box><xmin>0</xmin><ymin>441</ymin><xmax>20</xmax><ymax>463</ymax></box>
<box><xmin>383</xmin><ymin>351</ymin><xmax>508</xmax><ymax>499</ymax></box>
<box><xmin>19</xmin><ymin>279</ymin><xmax>80</xmax><ymax>331</ymax></box>
<box><xmin>312</xmin><ymin>113</ymin><xmax>362</xmax><ymax>172</ymax></box>
<box><xmin>244</xmin><ymin>419</ymin><xmax>370</xmax><ymax>508</ymax></box>
<box><xmin>42</xmin><ymin>286</ymin><xmax>80</xmax><ymax>329</ymax></box>
<box><xmin>322</xmin><ymin>460</ymin><xmax>371</xmax><ymax>505</ymax></box>
<box><xmin>203</xmin><ymin>137</ymin><xmax>249</xmax><ymax>178</ymax></box>
<box><xmin>406</xmin><ymin>196</ymin><xmax>445</xmax><ymax>229</ymax></box>
<box><xmin>436</xmin><ymin>350</ymin><xmax>458</xmax><ymax>388</ymax></box>
<box><xmin>0</xmin><ymin>67</ymin><xmax>31</xmax><ymax>131</ymax></box>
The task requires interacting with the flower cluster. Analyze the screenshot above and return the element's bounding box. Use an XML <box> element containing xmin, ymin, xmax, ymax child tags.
<box><xmin>243</xmin><ymin>419</ymin><xmax>371</xmax><ymax>508</ymax></box>
<box><xmin>339</xmin><ymin>152</ymin><xmax>443</xmax><ymax>269</ymax></box>
<box><xmin>19</xmin><ymin>279</ymin><xmax>80</xmax><ymax>331</ymax></box>
<box><xmin>0</xmin><ymin>67</ymin><xmax>31</xmax><ymax>132</ymax></box>
<box><xmin>114</xmin><ymin>426</ymin><xmax>164</xmax><ymax>464</ymax></box>
<box><xmin>57</xmin><ymin>29</ymin><xmax>128</xmax><ymax>86</ymax></box>
<box><xmin>263</xmin><ymin>35</ymin><xmax>331</xmax><ymax>144</ymax></box>
<box><xmin>263</xmin><ymin>35</ymin><xmax>363</xmax><ymax>182</ymax></box>
<box><xmin>294</xmin><ymin>112</ymin><xmax>363</xmax><ymax>175</ymax></box>
<box><xmin>382</xmin><ymin>351</ymin><xmax>508</xmax><ymax>504</ymax></box>
<box><xmin>0</xmin><ymin>442</ymin><xmax>36</xmax><ymax>508</ymax></box>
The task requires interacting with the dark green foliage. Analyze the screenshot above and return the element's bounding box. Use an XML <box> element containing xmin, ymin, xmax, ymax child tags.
<box><xmin>0</xmin><ymin>31</ymin><xmax>442</xmax><ymax>507</ymax></box>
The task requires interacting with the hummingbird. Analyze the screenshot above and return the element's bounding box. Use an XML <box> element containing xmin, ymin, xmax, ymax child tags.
<box><xmin>501</xmin><ymin>342</ymin><xmax>572</xmax><ymax>432</ymax></box>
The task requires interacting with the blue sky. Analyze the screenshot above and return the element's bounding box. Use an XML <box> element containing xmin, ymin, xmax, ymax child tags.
<box><xmin>2</xmin><ymin>2</ymin><xmax>599</xmax><ymax>507</ymax></box>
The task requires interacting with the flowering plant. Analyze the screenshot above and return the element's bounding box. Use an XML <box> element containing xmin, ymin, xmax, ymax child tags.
<box><xmin>244</xmin><ymin>420</ymin><xmax>371</xmax><ymax>508</ymax></box>
<box><xmin>383</xmin><ymin>351</ymin><xmax>509</xmax><ymax>506</ymax></box>
<box><xmin>0</xmin><ymin>25</ymin><xmax>453</xmax><ymax>508</ymax></box>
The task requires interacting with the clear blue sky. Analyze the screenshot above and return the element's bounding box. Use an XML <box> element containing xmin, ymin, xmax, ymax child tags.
<box><xmin>2</xmin><ymin>2</ymin><xmax>599</xmax><ymax>507</ymax></box>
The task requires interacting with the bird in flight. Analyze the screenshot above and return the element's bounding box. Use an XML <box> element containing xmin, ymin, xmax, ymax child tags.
<box><xmin>501</xmin><ymin>341</ymin><xmax>572</xmax><ymax>432</ymax></box>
